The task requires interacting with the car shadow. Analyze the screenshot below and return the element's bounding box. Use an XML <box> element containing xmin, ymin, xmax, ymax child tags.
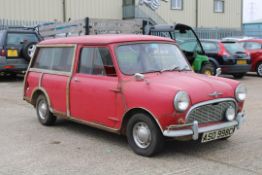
<box><xmin>55</xmin><ymin>119</ymin><xmax>128</xmax><ymax>147</ymax></box>
<box><xmin>54</xmin><ymin>118</ymin><xmax>232</xmax><ymax>157</ymax></box>
<box><xmin>0</xmin><ymin>74</ymin><xmax>24</xmax><ymax>82</ymax></box>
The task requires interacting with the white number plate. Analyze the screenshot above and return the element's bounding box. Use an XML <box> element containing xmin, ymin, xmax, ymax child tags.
<box><xmin>201</xmin><ymin>127</ymin><xmax>235</xmax><ymax>143</ymax></box>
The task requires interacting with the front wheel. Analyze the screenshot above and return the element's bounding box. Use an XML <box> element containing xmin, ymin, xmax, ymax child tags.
<box><xmin>36</xmin><ymin>95</ymin><xmax>56</xmax><ymax>126</ymax></box>
<box><xmin>126</xmin><ymin>113</ymin><xmax>164</xmax><ymax>157</ymax></box>
<box><xmin>200</xmin><ymin>63</ymin><xmax>215</xmax><ymax>76</ymax></box>
<box><xmin>232</xmin><ymin>73</ymin><xmax>245</xmax><ymax>79</ymax></box>
<box><xmin>256</xmin><ymin>62</ymin><xmax>262</xmax><ymax>77</ymax></box>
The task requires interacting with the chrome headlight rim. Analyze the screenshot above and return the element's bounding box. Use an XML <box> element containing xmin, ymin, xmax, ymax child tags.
<box><xmin>235</xmin><ymin>84</ymin><xmax>247</xmax><ymax>102</ymax></box>
<box><xmin>174</xmin><ymin>91</ymin><xmax>190</xmax><ymax>112</ymax></box>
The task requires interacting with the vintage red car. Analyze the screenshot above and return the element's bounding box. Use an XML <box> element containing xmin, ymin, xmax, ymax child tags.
<box><xmin>239</xmin><ymin>39</ymin><xmax>262</xmax><ymax>77</ymax></box>
<box><xmin>23</xmin><ymin>35</ymin><xmax>246</xmax><ymax>156</ymax></box>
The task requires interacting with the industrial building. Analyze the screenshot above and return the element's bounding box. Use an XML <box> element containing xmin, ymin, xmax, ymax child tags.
<box><xmin>0</xmin><ymin>0</ymin><xmax>243</xmax><ymax>30</ymax></box>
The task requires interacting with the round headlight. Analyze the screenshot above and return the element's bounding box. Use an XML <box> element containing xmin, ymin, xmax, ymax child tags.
<box><xmin>225</xmin><ymin>106</ymin><xmax>236</xmax><ymax>121</ymax></box>
<box><xmin>235</xmin><ymin>84</ymin><xmax>247</xmax><ymax>102</ymax></box>
<box><xmin>174</xmin><ymin>91</ymin><xmax>190</xmax><ymax>112</ymax></box>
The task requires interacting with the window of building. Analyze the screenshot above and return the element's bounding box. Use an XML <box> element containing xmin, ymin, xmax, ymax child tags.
<box><xmin>32</xmin><ymin>47</ymin><xmax>74</xmax><ymax>72</ymax></box>
<box><xmin>214</xmin><ymin>0</ymin><xmax>224</xmax><ymax>13</ymax></box>
<box><xmin>79</xmin><ymin>47</ymin><xmax>116</xmax><ymax>76</ymax></box>
<box><xmin>171</xmin><ymin>0</ymin><xmax>183</xmax><ymax>10</ymax></box>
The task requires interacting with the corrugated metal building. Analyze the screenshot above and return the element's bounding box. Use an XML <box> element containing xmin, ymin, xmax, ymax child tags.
<box><xmin>0</xmin><ymin>0</ymin><xmax>243</xmax><ymax>29</ymax></box>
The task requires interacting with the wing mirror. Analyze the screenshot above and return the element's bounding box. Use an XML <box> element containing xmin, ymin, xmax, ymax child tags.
<box><xmin>134</xmin><ymin>73</ymin><xmax>145</xmax><ymax>81</ymax></box>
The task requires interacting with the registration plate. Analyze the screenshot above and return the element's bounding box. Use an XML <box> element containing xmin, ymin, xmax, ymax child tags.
<box><xmin>237</xmin><ymin>60</ymin><xmax>247</xmax><ymax>65</ymax></box>
<box><xmin>7</xmin><ymin>49</ymin><xmax>18</xmax><ymax>57</ymax></box>
<box><xmin>201</xmin><ymin>127</ymin><xmax>235</xmax><ymax>143</ymax></box>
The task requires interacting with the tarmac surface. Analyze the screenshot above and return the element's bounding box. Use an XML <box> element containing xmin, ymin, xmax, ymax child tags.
<box><xmin>0</xmin><ymin>74</ymin><xmax>261</xmax><ymax>175</ymax></box>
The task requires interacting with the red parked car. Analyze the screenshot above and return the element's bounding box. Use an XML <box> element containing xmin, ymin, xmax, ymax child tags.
<box><xmin>23</xmin><ymin>35</ymin><xmax>246</xmax><ymax>156</ymax></box>
<box><xmin>239</xmin><ymin>39</ymin><xmax>262</xmax><ymax>77</ymax></box>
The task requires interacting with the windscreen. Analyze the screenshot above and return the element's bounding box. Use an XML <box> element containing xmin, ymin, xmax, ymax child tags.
<box><xmin>223</xmin><ymin>42</ymin><xmax>246</xmax><ymax>55</ymax></box>
<box><xmin>7</xmin><ymin>33</ymin><xmax>38</xmax><ymax>45</ymax></box>
<box><xmin>173</xmin><ymin>28</ymin><xmax>203</xmax><ymax>54</ymax></box>
<box><xmin>116</xmin><ymin>43</ymin><xmax>191</xmax><ymax>75</ymax></box>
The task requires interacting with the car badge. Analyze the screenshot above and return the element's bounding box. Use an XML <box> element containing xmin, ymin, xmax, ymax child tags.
<box><xmin>209</xmin><ymin>91</ymin><xmax>223</xmax><ymax>98</ymax></box>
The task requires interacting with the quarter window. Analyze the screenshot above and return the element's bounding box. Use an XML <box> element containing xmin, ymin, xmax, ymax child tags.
<box><xmin>32</xmin><ymin>47</ymin><xmax>74</xmax><ymax>72</ymax></box>
<box><xmin>79</xmin><ymin>47</ymin><xmax>116</xmax><ymax>76</ymax></box>
<box><xmin>171</xmin><ymin>0</ymin><xmax>183</xmax><ymax>10</ymax></box>
<box><xmin>214</xmin><ymin>0</ymin><xmax>224</xmax><ymax>13</ymax></box>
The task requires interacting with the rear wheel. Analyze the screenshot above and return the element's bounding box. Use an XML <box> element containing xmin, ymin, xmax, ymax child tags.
<box><xmin>36</xmin><ymin>95</ymin><xmax>56</xmax><ymax>126</ymax></box>
<box><xmin>232</xmin><ymin>73</ymin><xmax>245</xmax><ymax>79</ymax></box>
<box><xmin>256</xmin><ymin>62</ymin><xmax>262</xmax><ymax>77</ymax></box>
<box><xmin>126</xmin><ymin>113</ymin><xmax>164</xmax><ymax>157</ymax></box>
<box><xmin>200</xmin><ymin>63</ymin><xmax>215</xmax><ymax>76</ymax></box>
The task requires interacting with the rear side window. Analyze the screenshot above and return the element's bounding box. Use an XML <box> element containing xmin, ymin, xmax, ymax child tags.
<box><xmin>7</xmin><ymin>33</ymin><xmax>38</xmax><ymax>45</ymax></box>
<box><xmin>32</xmin><ymin>47</ymin><xmax>74</xmax><ymax>72</ymax></box>
<box><xmin>243</xmin><ymin>42</ymin><xmax>261</xmax><ymax>50</ymax></box>
<box><xmin>223</xmin><ymin>43</ymin><xmax>246</xmax><ymax>55</ymax></box>
<box><xmin>79</xmin><ymin>47</ymin><xmax>116</xmax><ymax>76</ymax></box>
<box><xmin>202</xmin><ymin>42</ymin><xmax>218</xmax><ymax>52</ymax></box>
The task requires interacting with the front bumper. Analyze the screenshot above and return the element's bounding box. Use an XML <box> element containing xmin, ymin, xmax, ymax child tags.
<box><xmin>163</xmin><ymin>112</ymin><xmax>245</xmax><ymax>140</ymax></box>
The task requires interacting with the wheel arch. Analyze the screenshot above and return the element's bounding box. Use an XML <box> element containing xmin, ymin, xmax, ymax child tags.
<box><xmin>31</xmin><ymin>88</ymin><xmax>51</xmax><ymax>109</ymax></box>
<box><xmin>208</xmin><ymin>57</ymin><xmax>220</xmax><ymax>69</ymax></box>
<box><xmin>120</xmin><ymin>108</ymin><xmax>163</xmax><ymax>135</ymax></box>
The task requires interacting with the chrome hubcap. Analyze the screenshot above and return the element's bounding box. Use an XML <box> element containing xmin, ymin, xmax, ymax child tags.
<box><xmin>38</xmin><ymin>100</ymin><xmax>48</xmax><ymax>120</ymax></box>
<box><xmin>258</xmin><ymin>64</ymin><xmax>262</xmax><ymax>76</ymax></box>
<box><xmin>133</xmin><ymin>122</ymin><xmax>151</xmax><ymax>149</ymax></box>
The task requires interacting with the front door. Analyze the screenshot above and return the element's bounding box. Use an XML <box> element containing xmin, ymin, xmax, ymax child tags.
<box><xmin>70</xmin><ymin>46</ymin><xmax>121</xmax><ymax>128</ymax></box>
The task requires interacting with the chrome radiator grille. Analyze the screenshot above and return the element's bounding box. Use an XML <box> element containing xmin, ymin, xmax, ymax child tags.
<box><xmin>186</xmin><ymin>101</ymin><xmax>236</xmax><ymax>124</ymax></box>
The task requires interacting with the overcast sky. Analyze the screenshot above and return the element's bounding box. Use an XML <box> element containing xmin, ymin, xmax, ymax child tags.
<box><xmin>243</xmin><ymin>0</ymin><xmax>262</xmax><ymax>22</ymax></box>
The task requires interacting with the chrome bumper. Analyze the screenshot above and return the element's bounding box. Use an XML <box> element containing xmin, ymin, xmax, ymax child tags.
<box><xmin>163</xmin><ymin>112</ymin><xmax>246</xmax><ymax>140</ymax></box>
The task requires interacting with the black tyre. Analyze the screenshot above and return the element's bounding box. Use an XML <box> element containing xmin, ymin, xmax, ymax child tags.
<box><xmin>22</xmin><ymin>42</ymin><xmax>37</xmax><ymax>62</ymax></box>
<box><xmin>232</xmin><ymin>73</ymin><xmax>245</xmax><ymax>79</ymax></box>
<box><xmin>126</xmin><ymin>113</ymin><xmax>164</xmax><ymax>157</ymax></box>
<box><xmin>200</xmin><ymin>63</ymin><xmax>215</xmax><ymax>76</ymax></box>
<box><xmin>36</xmin><ymin>95</ymin><xmax>56</xmax><ymax>126</ymax></box>
<box><xmin>256</xmin><ymin>62</ymin><xmax>262</xmax><ymax>77</ymax></box>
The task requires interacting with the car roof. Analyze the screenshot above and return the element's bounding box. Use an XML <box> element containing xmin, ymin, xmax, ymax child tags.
<box><xmin>39</xmin><ymin>34</ymin><xmax>174</xmax><ymax>45</ymax></box>
<box><xmin>240</xmin><ymin>39</ymin><xmax>262</xmax><ymax>43</ymax></box>
<box><xmin>200</xmin><ymin>39</ymin><xmax>221</xmax><ymax>43</ymax></box>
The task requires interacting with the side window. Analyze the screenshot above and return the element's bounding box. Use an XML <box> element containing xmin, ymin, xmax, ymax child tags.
<box><xmin>79</xmin><ymin>47</ymin><xmax>116</xmax><ymax>76</ymax></box>
<box><xmin>32</xmin><ymin>47</ymin><xmax>74</xmax><ymax>72</ymax></box>
<box><xmin>243</xmin><ymin>42</ymin><xmax>261</xmax><ymax>50</ymax></box>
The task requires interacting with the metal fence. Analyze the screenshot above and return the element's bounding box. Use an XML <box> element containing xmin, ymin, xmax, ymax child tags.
<box><xmin>194</xmin><ymin>28</ymin><xmax>243</xmax><ymax>39</ymax></box>
<box><xmin>0</xmin><ymin>19</ymin><xmax>46</xmax><ymax>30</ymax></box>
<box><xmin>2</xmin><ymin>18</ymin><xmax>256</xmax><ymax>40</ymax></box>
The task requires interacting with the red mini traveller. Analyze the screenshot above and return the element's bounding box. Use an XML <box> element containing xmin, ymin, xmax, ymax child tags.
<box><xmin>23</xmin><ymin>35</ymin><xmax>247</xmax><ymax>156</ymax></box>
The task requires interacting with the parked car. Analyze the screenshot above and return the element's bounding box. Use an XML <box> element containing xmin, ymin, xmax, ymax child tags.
<box><xmin>0</xmin><ymin>27</ymin><xmax>41</xmax><ymax>76</ymax></box>
<box><xmin>145</xmin><ymin>24</ymin><xmax>215</xmax><ymax>75</ymax></box>
<box><xmin>239</xmin><ymin>39</ymin><xmax>262</xmax><ymax>77</ymax></box>
<box><xmin>24</xmin><ymin>35</ymin><xmax>246</xmax><ymax>156</ymax></box>
<box><xmin>201</xmin><ymin>39</ymin><xmax>251</xmax><ymax>79</ymax></box>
